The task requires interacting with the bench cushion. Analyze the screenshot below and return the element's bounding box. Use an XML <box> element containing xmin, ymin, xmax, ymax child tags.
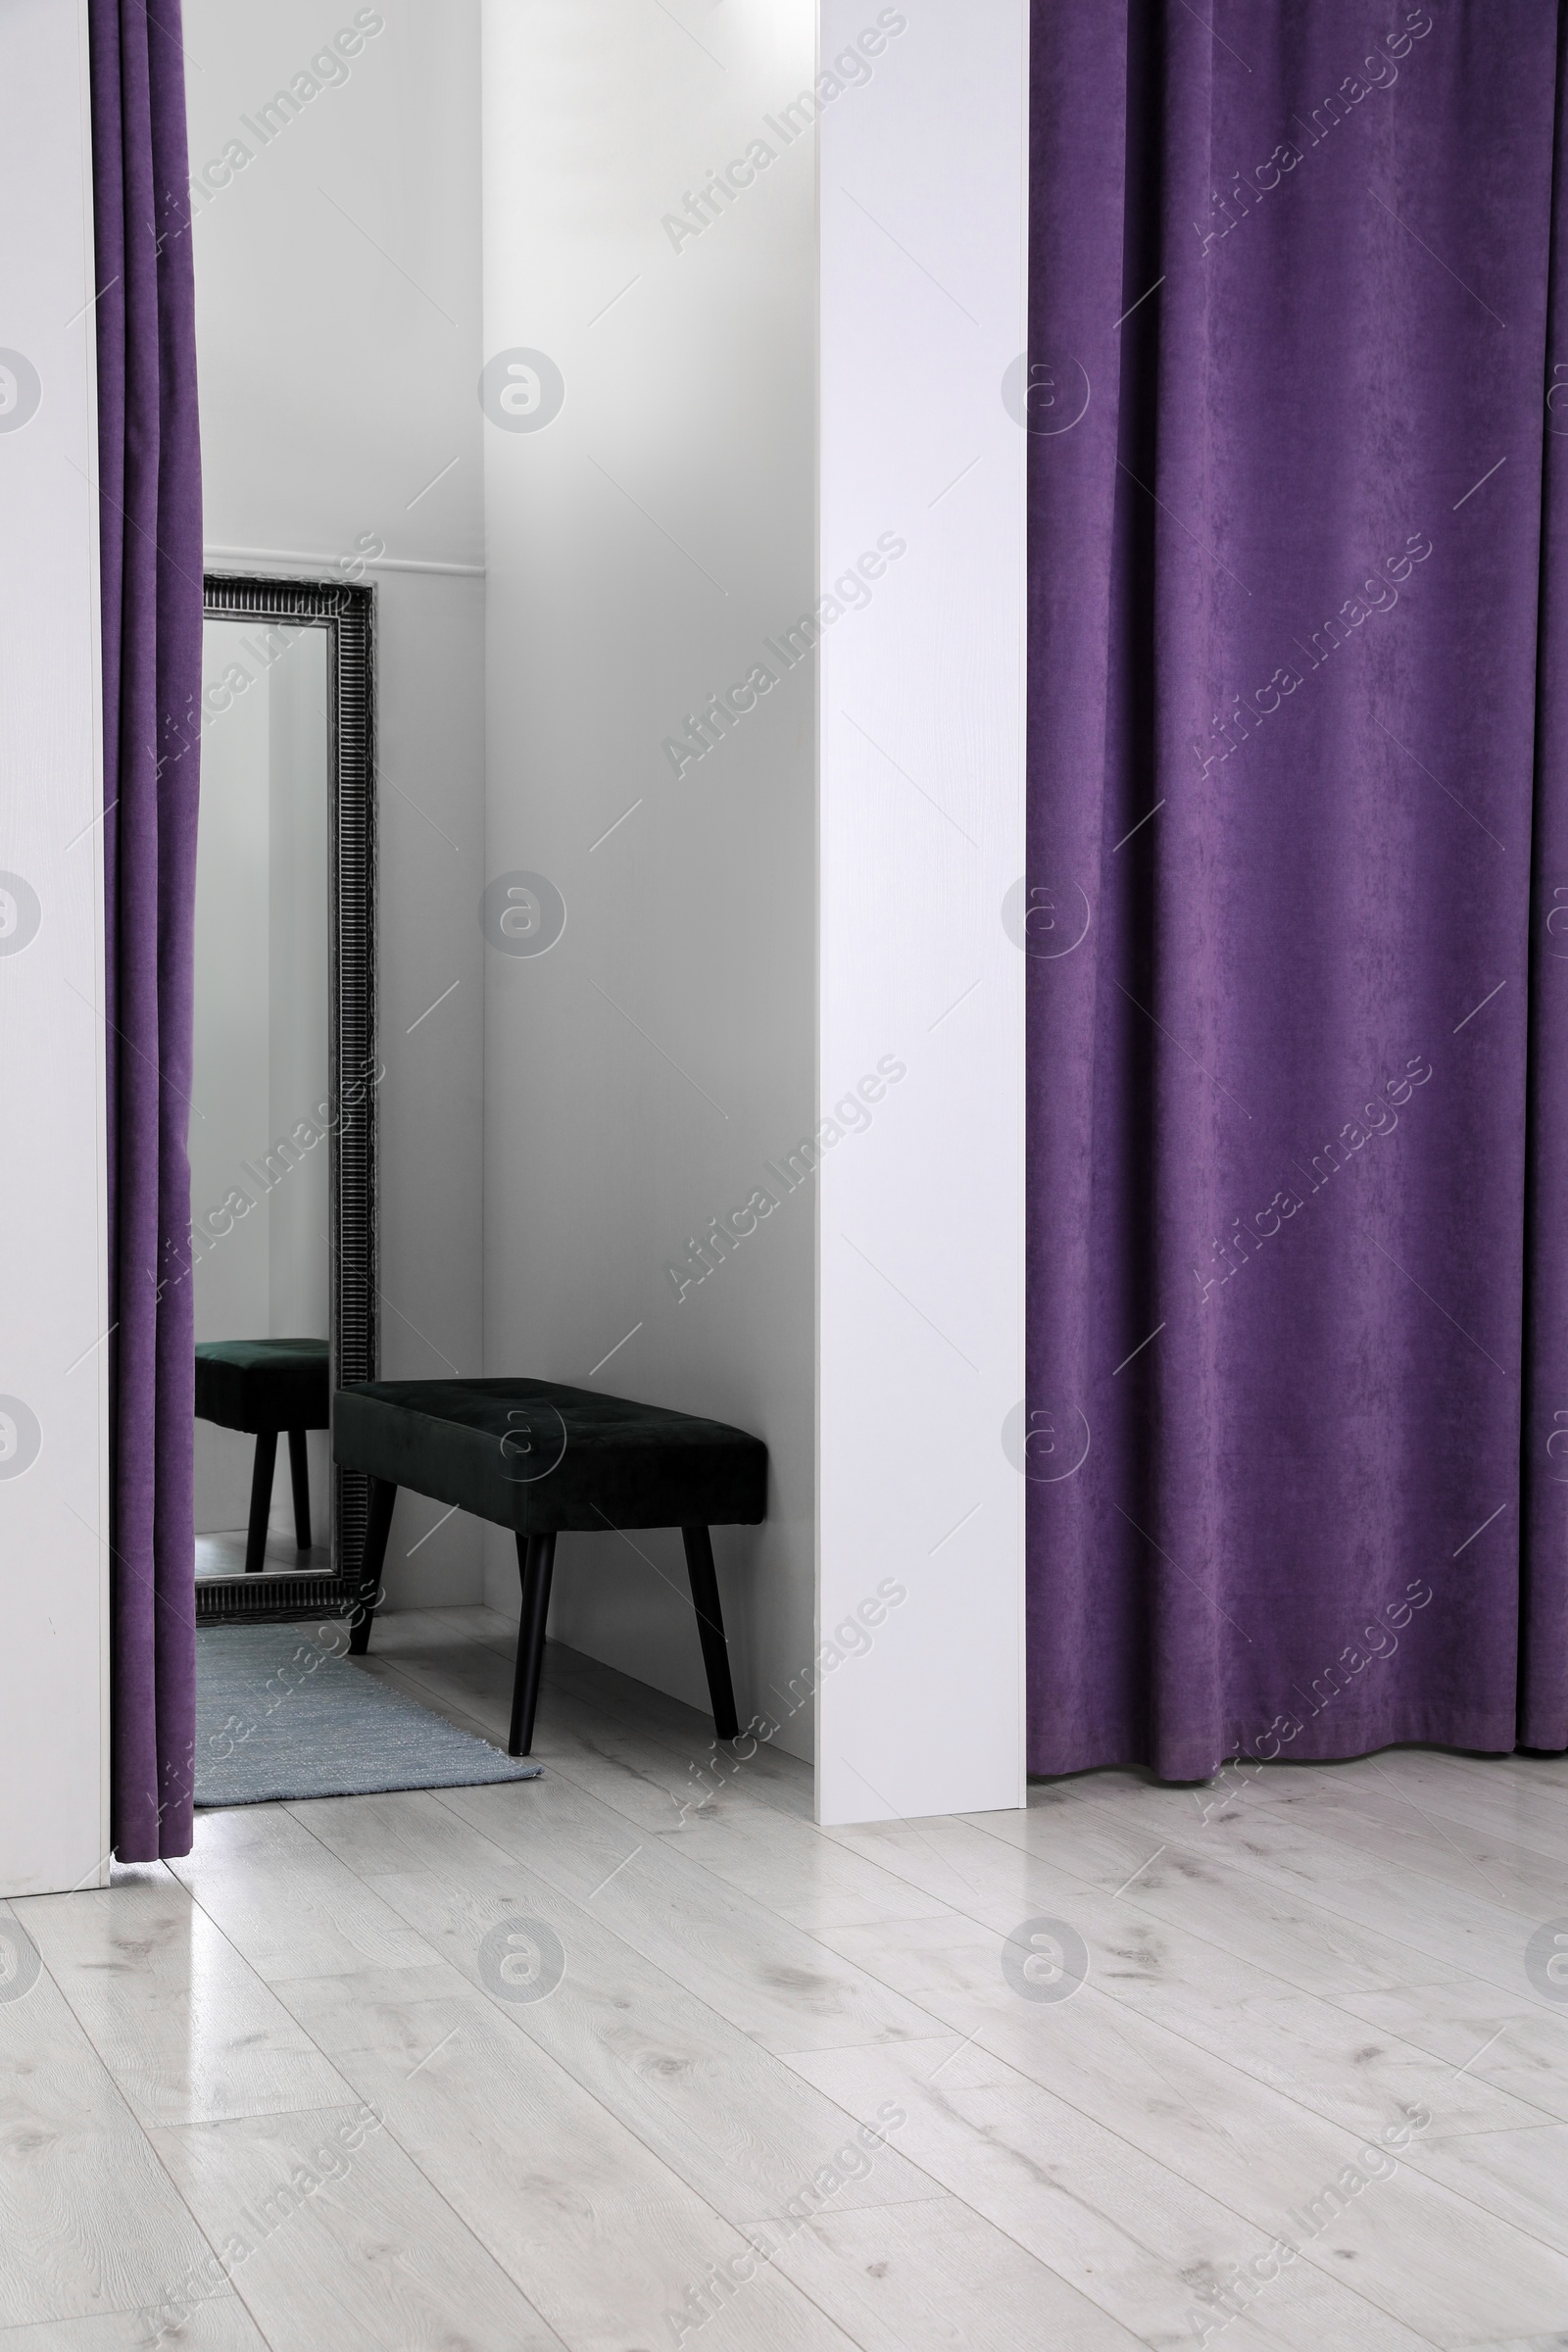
<box><xmin>332</xmin><ymin>1377</ymin><xmax>767</xmax><ymax>1536</ymax></box>
<box><xmin>195</xmin><ymin>1339</ymin><xmax>330</xmax><ymax>1434</ymax></box>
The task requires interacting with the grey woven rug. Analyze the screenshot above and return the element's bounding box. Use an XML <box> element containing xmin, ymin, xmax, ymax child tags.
<box><xmin>195</xmin><ymin>1624</ymin><xmax>541</xmax><ymax>1806</ymax></box>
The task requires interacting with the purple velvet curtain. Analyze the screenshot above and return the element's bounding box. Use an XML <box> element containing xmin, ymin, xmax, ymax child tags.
<box><xmin>90</xmin><ymin>0</ymin><xmax>203</xmax><ymax>1859</ymax></box>
<box><xmin>1026</xmin><ymin>3</ymin><xmax>1568</xmax><ymax>1778</ymax></box>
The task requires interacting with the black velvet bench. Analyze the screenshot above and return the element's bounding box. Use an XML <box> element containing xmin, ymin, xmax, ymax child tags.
<box><xmin>331</xmin><ymin>1377</ymin><xmax>768</xmax><ymax>1756</ymax></box>
<box><xmin>195</xmin><ymin>1339</ymin><xmax>330</xmax><ymax>1575</ymax></box>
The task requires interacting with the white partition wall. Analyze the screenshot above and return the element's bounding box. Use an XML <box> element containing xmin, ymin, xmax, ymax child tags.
<box><xmin>0</xmin><ymin>0</ymin><xmax>111</xmax><ymax>1893</ymax></box>
<box><xmin>816</xmin><ymin>0</ymin><xmax>1029</xmax><ymax>1823</ymax></box>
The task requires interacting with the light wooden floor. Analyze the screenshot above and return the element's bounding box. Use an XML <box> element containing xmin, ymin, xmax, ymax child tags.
<box><xmin>194</xmin><ymin>1533</ymin><xmax>332</xmax><ymax>1582</ymax></box>
<box><xmin>5</xmin><ymin>1607</ymin><xmax>1568</xmax><ymax>2351</ymax></box>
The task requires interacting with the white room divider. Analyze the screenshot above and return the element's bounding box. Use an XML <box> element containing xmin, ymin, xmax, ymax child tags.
<box><xmin>815</xmin><ymin>0</ymin><xmax>1029</xmax><ymax>1823</ymax></box>
<box><xmin>0</xmin><ymin>0</ymin><xmax>112</xmax><ymax>1895</ymax></box>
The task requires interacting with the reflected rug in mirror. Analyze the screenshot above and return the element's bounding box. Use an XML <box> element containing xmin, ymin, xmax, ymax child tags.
<box><xmin>195</xmin><ymin>1623</ymin><xmax>542</xmax><ymax>1805</ymax></box>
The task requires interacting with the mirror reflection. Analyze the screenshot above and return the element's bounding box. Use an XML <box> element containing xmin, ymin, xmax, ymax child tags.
<box><xmin>190</xmin><ymin>614</ymin><xmax>332</xmax><ymax>1584</ymax></box>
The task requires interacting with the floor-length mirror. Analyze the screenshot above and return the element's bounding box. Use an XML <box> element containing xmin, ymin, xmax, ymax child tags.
<box><xmin>191</xmin><ymin>577</ymin><xmax>376</xmax><ymax>1621</ymax></box>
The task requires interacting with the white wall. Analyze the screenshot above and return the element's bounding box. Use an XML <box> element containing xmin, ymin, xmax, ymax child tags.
<box><xmin>816</xmin><ymin>0</ymin><xmax>1029</xmax><ymax>1823</ymax></box>
<box><xmin>479</xmin><ymin>0</ymin><xmax>821</xmax><ymax>1755</ymax></box>
<box><xmin>183</xmin><ymin>0</ymin><xmax>487</xmax><ymax>1604</ymax></box>
<box><xmin>0</xmin><ymin>0</ymin><xmax>111</xmax><ymax>1894</ymax></box>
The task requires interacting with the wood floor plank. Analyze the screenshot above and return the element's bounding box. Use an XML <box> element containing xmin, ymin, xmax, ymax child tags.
<box><xmin>279</xmin><ymin>1786</ymin><xmax>941</xmax><ymax>2227</ymax></box>
<box><xmin>1319</xmin><ymin>1745</ymin><xmax>1568</xmax><ymax>1814</ymax></box>
<box><xmin>974</xmin><ymin>1780</ymin><xmax>1547</xmax><ymax>2008</ymax></box>
<box><xmin>780</xmin><ymin>2034</ymin><xmax>1445</xmax><ymax>2352</ymax></box>
<box><xmin>0</xmin><ymin>1903</ymin><xmax>228</xmax><ymax>2329</ymax></box>
<box><xmin>1182</xmin><ymin>1820</ymin><xmax>1549</xmax><ymax>2012</ymax></box>
<box><xmin>79</xmin><ymin>1602</ymin><xmax>1561</xmax><ymax>2350</ymax></box>
<box><xmin>351</xmin><ymin>1631</ymin><xmax>708</xmax><ymax>1838</ymax></box>
<box><xmin>1443</xmin><ymin>2337</ymin><xmax>1568</xmax><ymax>2351</ymax></box>
<box><xmin>798</xmin><ymin>1909</ymin><xmax>1568</xmax><ymax>2343</ymax></box>
<box><xmin>960</xmin><ymin>1791</ymin><xmax>1463</xmax><ymax>2005</ymax></box>
<box><xmin>1331</xmin><ymin>1980</ymin><xmax>1568</xmax><ymax>2129</ymax></box>
<box><xmin>168</xmin><ymin>1802</ymin><xmax>443</xmax><ymax>1986</ymax></box>
<box><xmin>22</xmin><ymin>1864</ymin><xmax>353</xmax><ymax>2127</ymax></box>
<box><xmin>740</xmin><ymin>2193</ymin><xmax>1149</xmax><ymax>2351</ymax></box>
<box><xmin>1402</xmin><ymin>2123</ymin><xmax>1568</xmax><ymax>2254</ymax></box>
<box><xmin>647</xmin><ymin>1789</ymin><xmax>956</xmax><ymax>1934</ymax></box>
<box><xmin>149</xmin><ymin>2101</ymin><xmax>569</xmax><ymax>2352</ymax></box>
<box><xmin>548</xmin><ymin>1638</ymin><xmax>819</xmax><ymax>1818</ymax></box>
<box><xmin>810</xmin><ymin>1812</ymin><xmax>1544</xmax><ymax>2141</ymax></box>
<box><xmin>1247</xmin><ymin>1750</ymin><xmax>1568</xmax><ymax>1867</ymax></box>
<box><xmin>437</xmin><ymin>1771</ymin><xmax>951</xmax><ymax>2053</ymax></box>
<box><xmin>1230</xmin><ymin>1768</ymin><xmax>1568</xmax><ymax>1924</ymax></box>
<box><xmin>270</xmin><ymin>1970</ymin><xmax>867</xmax><ymax>2351</ymax></box>
<box><xmin>960</xmin><ymin>1783</ymin><xmax>1568</xmax><ymax>2144</ymax></box>
<box><xmin>542</xmin><ymin>1674</ymin><xmax>818</xmax><ymax>1835</ymax></box>
<box><xmin>420</xmin><ymin>1600</ymin><xmax>519</xmax><ymax>1651</ymax></box>
<box><xmin>0</xmin><ymin>2301</ymin><xmax>270</xmax><ymax>2349</ymax></box>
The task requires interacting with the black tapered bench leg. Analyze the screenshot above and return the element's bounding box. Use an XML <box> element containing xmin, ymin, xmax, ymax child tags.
<box><xmin>244</xmin><ymin>1430</ymin><xmax>278</xmax><ymax>1574</ymax></box>
<box><xmin>348</xmin><ymin>1477</ymin><xmax>398</xmax><ymax>1654</ymax></box>
<box><xmin>288</xmin><ymin>1429</ymin><xmax>312</xmax><ymax>1551</ymax></box>
<box><xmin>682</xmin><ymin>1525</ymin><xmax>739</xmax><ymax>1741</ymax></box>
<box><xmin>511</xmin><ymin>1532</ymin><xmax>557</xmax><ymax>1756</ymax></box>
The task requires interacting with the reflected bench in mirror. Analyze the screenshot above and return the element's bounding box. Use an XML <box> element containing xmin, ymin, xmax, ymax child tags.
<box><xmin>195</xmin><ymin>1339</ymin><xmax>330</xmax><ymax>1575</ymax></box>
<box><xmin>332</xmin><ymin>1377</ymin><xmax>768</xmax><ymax>1755</ymax></box>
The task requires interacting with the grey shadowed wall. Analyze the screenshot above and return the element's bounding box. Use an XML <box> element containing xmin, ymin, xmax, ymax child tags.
<box><xmin>478</xmin><ymin>0</ymin><xmax>820</xmax><ymax>1759</ymax></box>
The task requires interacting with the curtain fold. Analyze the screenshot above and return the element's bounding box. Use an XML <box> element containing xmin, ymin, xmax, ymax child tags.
<box><xmin>90</xmin><ymin>0</ymin><xmax>203</xmax><ymax>1859</ymax></box>
<box><xmin>1026</xmin><ymin>1</ymin><xmax>1568</xmax><ymax>1778</ymax></box>
<box><xmin>1523</xmin><ymin>20</ymin><xmax>1568</xmax><ymax>1749</ymax></box>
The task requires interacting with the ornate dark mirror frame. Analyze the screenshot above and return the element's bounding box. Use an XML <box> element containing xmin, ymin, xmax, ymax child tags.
<box><xmin>195</xmin><ymin>573</ymin><xmax>377</xmax><ymax>1626</ymax></box>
